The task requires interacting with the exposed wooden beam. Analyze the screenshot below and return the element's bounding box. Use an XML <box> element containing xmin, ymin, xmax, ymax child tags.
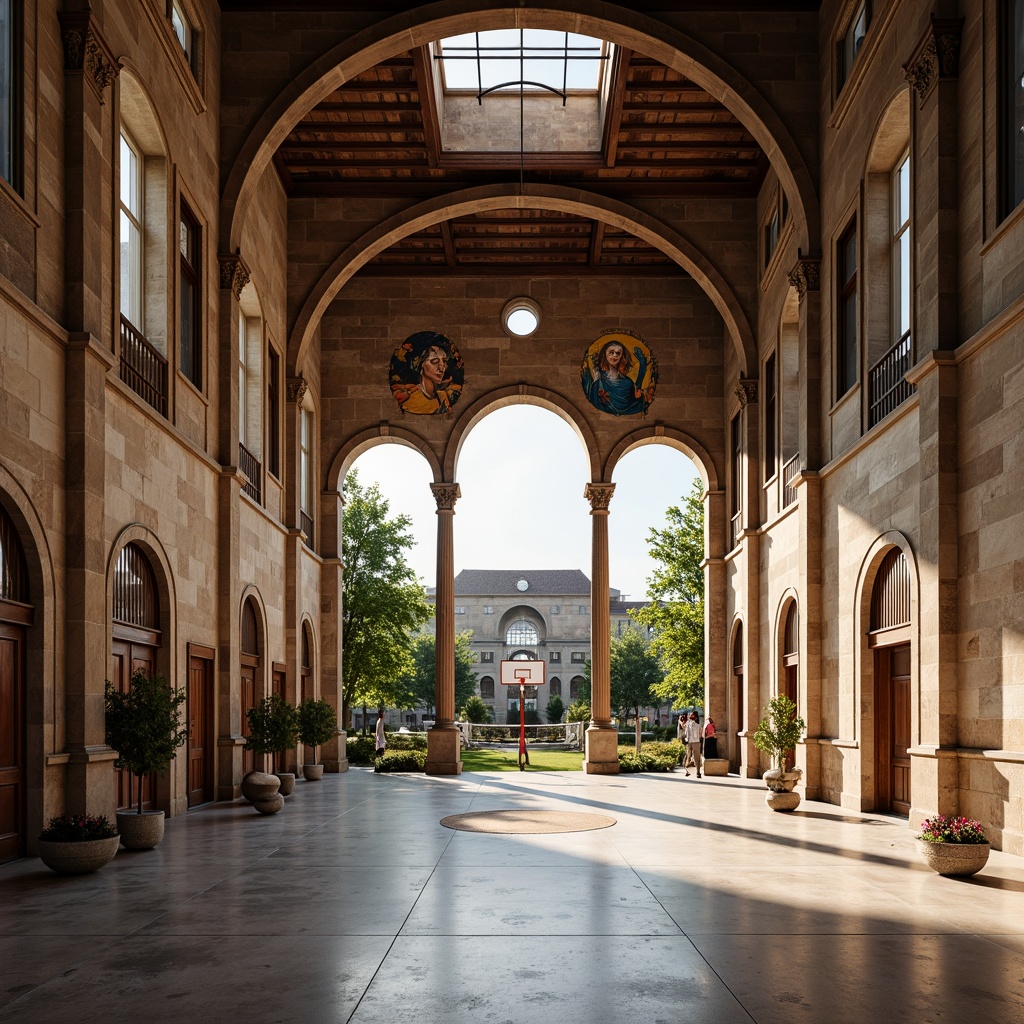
<box><xmin>286</xmin><ymin>179</ymin><xmax>760</xmax><ymax>199</ymax></box>
<box><xmin>440</xmin><ymin>221</ymin><xmax>457</xmax><ymax>267</ymax></box>
<box><xmin>588</xmin><ymin>221</ymin><xmax>607</xmax><ymax>266</ymax></box>
<box><xmin>439</xmin><ymin>152</ymin><xmax>605</xmax><ymax>170</ymax></box>
<box><xmin>280</xmin><ymin>141</ymin><xmax>431</xmax><ymax>153</ymax></box>
<box><xmin>602</xmin><ymin>47</ymin><xmax>632</xmax><ymax>168</ymax></box>
<box><xmin>357</xmin><ymin>263</ymin><xmax>685</xmax><ymax>278</ymax></box>
<box><xmin>621</xmin><ymin>101</ymin><xmax>735</xmax><ymax>113</ymax></box>
<box><xmin>411</xmin><ymin>45</ymin><xmax>443</xmax><ymax>169</ymax></box>
<box><xmin>616</xmin><ymin>139</ymin><xmax>762</xmax><ymax>152</ymax></box>
<box><xmin>291</xmin><ymin>120</ymin><xmax>425</xmax><ymax>134</ymax></box>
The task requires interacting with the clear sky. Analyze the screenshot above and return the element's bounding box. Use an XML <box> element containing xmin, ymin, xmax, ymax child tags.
<box><xmin>349</xmin><ymin>405</ymin><xmax>701</xmax><ymax>598</ymax></box>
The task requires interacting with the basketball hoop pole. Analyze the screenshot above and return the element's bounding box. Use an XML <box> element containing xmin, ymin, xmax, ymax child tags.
<box><xmin>518</xmin><ymin>682</ymin><xmax>529</xmax><ymax>770</ymax></box>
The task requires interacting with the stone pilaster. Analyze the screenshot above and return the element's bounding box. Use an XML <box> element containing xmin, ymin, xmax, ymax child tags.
<box><xmin>907</xmin><ymin>352</ymin><xmax>960</xmax><ymax>823</ymax></box>
<box><xmin>426</xmin><ymin>482</ymin><xmax>462</xmax><ymax>775</ymax></box>
<box><xmin>319</xmin><ymin>490</ymin><xmax>347</xmax><ymax>772</ymax></box>
<box><xmin>795</xmin><ymin>470</ymin><xmax>823</xmax><ymax>799</ymax></box>
<box><xmin>703</xmin><ymin>486</ymin><xmax>730</xmax><ymax>767</ymax></box>
<box><xmin>64</xmin><ymin>334</ymin><xmax>118</xmax><ymax>816</ymax></box>
<box><xmin>789</xmin><ymin>256</ymin><xmax>822</xmax><ymax>468</ymax></box>
<box><xmin>583</xmin><ymin>482</ymin><xmax>619</xmax><ymax>774</ymax></box>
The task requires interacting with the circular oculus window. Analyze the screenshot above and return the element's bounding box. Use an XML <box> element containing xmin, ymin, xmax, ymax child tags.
<box><xmin>502</xmin><ymin>297</ymin><xmax>541</xmax><ymax>338</ymax></box>
<box><xmin>516</xmin><ymin>578</ymin><xmax>529</xmax><ymax>591</ymax></box>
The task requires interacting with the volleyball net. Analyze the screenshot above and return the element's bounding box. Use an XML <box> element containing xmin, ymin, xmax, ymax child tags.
<box><xmin>458</xmin><ymin>721</ymin><xmax>585</xmax><ymax>750</ymax></box>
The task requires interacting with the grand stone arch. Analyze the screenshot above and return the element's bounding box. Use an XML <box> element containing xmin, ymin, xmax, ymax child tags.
<box><xmin>220</xmin><ymin>0</ymin><xmax>819</xmax><ymax>260</ymax></box>
<box><xmin>327</xmin><ymin>425</ymin><xmax>444</xmax><ymax>494</ymax></box>
<box><xmin>288</xmin><ymin>184</ymin><xmax>757</xmax><ymax>378</ymax></box>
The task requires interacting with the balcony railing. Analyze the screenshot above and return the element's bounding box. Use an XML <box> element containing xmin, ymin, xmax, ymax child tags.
<box><xmin>730</xmin><ymin>510</ymin><xmax>742</xmax><ymax>550</ymax></box>
<box><xmin>238</xmin><ymin>443</ymin><xmax>262</xmax><ymax>505</ymax></box>
<box><xmin>119</xmin><ymin>315</ymin><xmax>167</xmax><ymax>416</ymax></box>
<box><xmin>869</xmin><ymin>331</ymin><xmax>914</xmax><ymax>428</ymax></box>
<box><xmin>300</xmin><ymin>510</ymin><xmax>314</xmax><ymax>549</ymax></box>
<box><xmin>781</xmin><ymin>453</ymin><xmax>800</xmax><ymax>509</ymax></box>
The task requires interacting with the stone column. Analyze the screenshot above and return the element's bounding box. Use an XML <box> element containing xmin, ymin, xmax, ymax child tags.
<box><xmin>903</xmin><ymin>17</ymin><xmax>963</xmax><ymax>823</ymax></box>
<box><xmin>789</xmin><ymin>257</ymin><xmax>823</xmax><ymax>797</ymax></box>
<box><xmin>584</xmin><ymin>482</ymin><xmax>619</xmax><ymax>774</ymax></box>
<box><xmin>59</xmin><ymin>11</ymin><xmax>119</xmax><ymax>816</ymax></box>
<box><xmin>703</xmin><ymin>485</ymin><xmax>729</xmax><ymax>765</ymax></box>
<box><xmin>426</xmin><ymin>482</ymin><xmax>462</xmax><ymax>775</ymax></box>
<box><xmin>319</xmin><ymin>489</ymin><xmax>347</xmax><ymax>772</ymax></box>
<box><xmin>215</xmin><ymin>254</ymin><xmax>250</xmax><ymax>799</ymax></box>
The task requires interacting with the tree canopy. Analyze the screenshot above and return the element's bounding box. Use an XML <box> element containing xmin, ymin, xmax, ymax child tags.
<box><xmin>632</xmin><ymin>477</ymin><xmax>705</xmax><ymax>709</ymax></box>
<box><xmin>341</xmin><ymin>471</ymin><xmax>432</xmax><ymax>727</ymax></box>
<box><xmin>408</xmin><ymin>630</ymin><xmax>478</xmax><ymax>716</ymax></box>
<box><xmin>609</xmin><ymin>628</ymin><xmax>665</xmax><ymax>721</ymax></box>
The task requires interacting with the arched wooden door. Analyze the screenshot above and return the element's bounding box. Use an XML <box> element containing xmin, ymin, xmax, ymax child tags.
<box><xmin>241</xmin><ymin>599</ymin><xmax>259</xmax><ymax>775</ymax></box>
<box><xmin>111</xmin><ymin>543</ymin><xmax>161</xmax><ymax>811</ymax></box>
<box><xmin>871</xmin><ymin>549</ymin><xmax>912</xmax><ymax>816</ymax></box>
<box><xmin>781</xmin><ymin>604</ymin><xmax>799</xmax><ymax>770</ymax></box>
<box><xmin>187</xmin><ymin>644</ymin><xmax>215</xmax><ymax>806</ymax></box>
<box><xmin>0</xmin><ymin>507</ymin><xmax>31</xmax><ymax>864</ymax></box>
<box><xmin>732</xmin><ymin>624</ymin><xmax>744</xmax><ymax>765</ymax></box>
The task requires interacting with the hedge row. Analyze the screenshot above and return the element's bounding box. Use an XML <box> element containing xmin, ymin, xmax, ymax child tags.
<box><xmin>617</xmin><ymin>740</ymin><xmax>683</xmax><ymax>773</ymax></box>
<box><xmin>373</xmin><ymin>750</ymin><xmax>427</xmax><ymax>773</ymax></box>
<box><xmin>347</xmin><ymin>733</ymin><xmax>428</xmax><ymax>765</ymax></box>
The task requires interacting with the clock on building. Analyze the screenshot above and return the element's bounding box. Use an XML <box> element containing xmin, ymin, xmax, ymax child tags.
<box><xmin>516</xmin><ymin>578</ymin><xmax>529</xmax><ymax>591</ymax></box>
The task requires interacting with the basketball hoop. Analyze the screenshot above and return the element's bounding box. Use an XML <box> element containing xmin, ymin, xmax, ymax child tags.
<box><xmin>500</xmin><ymin>660</ymin><xmax>546</xmax><ymax>771</ymax></box>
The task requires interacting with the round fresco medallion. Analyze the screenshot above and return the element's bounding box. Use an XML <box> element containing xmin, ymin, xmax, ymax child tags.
<box><xmin>389</xmin><ymin>331</ymin><xmax>465</xmax><ymax>415</ymax></box>
<box><xmin>580</xmin><ymin>330</ymin><xmax>657</xmax><ymax>416</ymax></box>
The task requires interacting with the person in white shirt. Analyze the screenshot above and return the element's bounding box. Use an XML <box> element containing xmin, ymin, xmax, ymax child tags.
<box><xmin>683</xmin><ymin>711</ymin><xmax>702</xmax><ymax>777</ymax></box>
<box><xmin>374</xmin><ymin>709</ymin><xmax>387</xmax><ymax>758</ymax></box>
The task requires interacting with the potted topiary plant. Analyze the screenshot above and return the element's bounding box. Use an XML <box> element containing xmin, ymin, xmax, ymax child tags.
<box><xmin>104</xmin><ymin>670</ymin><xmax>188</xmax><ymax>849</ymax></box>
<box><xmin>244</xmin><ymin>694</ymin><xmax>299</xmax><ymax>803</ymax></box>
<box><xmin>38</xmin><ymin>813</ymin><xmax>120</xmax><ymax>874</ymax></box>
<box><xmin>916</xmin><ymin>815</ymin><xmax>990</xmax><ymax>877</ymax></box>
<box><xmin>752</xmin><ymin>693</ymin><xmax>806</xmax><ymax>812</ymax></box>
<box><xmin>296</xmin><ymin>697</ymin><xmax>337</xmax><ymax>781</ymax></box>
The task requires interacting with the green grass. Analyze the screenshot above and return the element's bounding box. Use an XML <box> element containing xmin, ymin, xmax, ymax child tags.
<box><xmin>461</xmin><ymin>748</ymin><xmax>584</xmax><ymax>772</ymax></box>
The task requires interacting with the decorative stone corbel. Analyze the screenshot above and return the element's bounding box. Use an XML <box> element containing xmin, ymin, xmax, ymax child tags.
<box><xmin>788</xmin><ymin>257</ymin><xmax>821</xmax><ymax>300</ymax></box>
<box><xmin>59</xmin><ymin>11</ymin><xmax>119</xmax><ymax>103</ymax></box>
<box><xmin>902</xmin><ymin>17</ymin><xmax>963</xmax><ymax>105</ymax></box>
<box><xmin>735</xmin><ymin>378</ymin><xmax>758</xmax><ymax>407</ymax></box>
<box><xmin>218</xmin><ymin>252</ymin><xmax>251</xmax><ymax>300</ymax></box>
<box><xmin>286</xmin><ymin>376</ymin><xmax>309</xmax><ymax>405</ymax></box>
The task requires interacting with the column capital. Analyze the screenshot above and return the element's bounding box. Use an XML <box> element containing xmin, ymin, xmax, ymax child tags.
<box><xmin>787</xmin><ymin>257</ymin><xmax>821</xmax><ymax>299</ymax></box>
<box><xmin>735</xmin><ymin>378</ymin><xmax>758</xmax><ymax>407</ymax></box>
<box><xmin>584</xmin><ymin>482</ymin><xmax>615</xmax><ymax>512</ymax></box>
<box><xmin>902</xmin><ymin>17</ymin><xmax>963</xmax><ymax>105</ymax></box>
<box><xmin>59</xmin><ymin>11</ymin><xmax>118</xmax><ymax>103</ymax></box>
<box><xmin>431</xmin><ymin>482</ymin><xmax>461</xmax><ymax>511</ymax></box>
<box><xmin>286</xmin><ymin>375</ymin><xmax>309</xmax><ymax>405</ymax></box>
<box><xmin>218</xmin><ymin>251</ymin><xmax>251</xmax><ymax>300</ymax></box>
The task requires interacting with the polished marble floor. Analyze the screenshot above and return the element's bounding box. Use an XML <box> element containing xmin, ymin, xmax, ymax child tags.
<box><xmin>2</xmin><ymin>768</ymin><xmax>1024</xmax><ymax>1024</ymax></box>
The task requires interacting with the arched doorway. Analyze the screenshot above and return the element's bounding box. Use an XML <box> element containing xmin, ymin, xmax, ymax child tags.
<box><xmin>111</xmin><ymin>542</ymin><xmax>161</xmax><ymax>810</ymax></box>
<box><xmin>780</xmin><ymin>602</ymin><xmax>799</xmax><ymax>770</ymax></box>
<box><xmin>240</xmin><ymin>598</ymin><xmax>260</xmax><ymax>775</ymax></box>
<box><xmin>732</xmin><ymin>622</ymin><xmax>744</xmax><ymax>766</ymax></box>
<box><xmin>0</xmin><ymin>506</ymin><xmax>31</xmax><ymax>863</ymax></box>
<box><xmin>871</xmin><ymin>548</ymin><xmax>912</xmax><ymax>816</ymax></box>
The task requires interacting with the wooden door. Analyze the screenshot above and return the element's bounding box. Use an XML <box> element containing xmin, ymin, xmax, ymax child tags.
<box><xmin>0</xmin><ymin>623</ymin><xmax>25</xmax><ymax>864</ymax></box>
<box><xmin>271</xmin><ymin>666</ymin><xmax>286</xmax><ymax>773</ymax></box>
<box><xmin>782</xmin><ymin>662</ymin><xmax>798</xmax><ymax>770</ymax></box>
<box><xmin>111</xmin><ymin>638</ymin><xmax>157</xmax><ymax>811</ymax></box>
<box><xmin>187</xmin><ymin>652</ymin><xmax>214</xmax><ymax>806</ymax></box>
<box><xmin>241</xmin><ymin>660</ymin><xmax>256</xmax><ymax>775</ymax></box>
<box><xmin>875</xmin><ymin>643</ymin><xmax>911</xmax><ymax>816</ymax></box>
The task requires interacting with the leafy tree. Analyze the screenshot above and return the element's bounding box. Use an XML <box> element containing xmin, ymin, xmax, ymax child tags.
<box><xmin>297</xmin><ymin>698</ymin><xmax>338</xmax><ymax>765</ymax></box>
<box><xmin>610</xmin><ymin>628</ymin><xmax>664</xmax><ymax>727</ymax></box>
<box><xmin>460</xmin><ymin>695</ymin><xmax>493</xmax><ymax>723</ymax></box>
<box><xmin>407</xmin><ymin>629</ymin><xmax>477</xmax><ymax>716</ymax></box>
<box><xmin>341</xmin><ymin>471</ymin><xmax>432</xmax><ymax>727</ymax></box>
<box><xmin>753</xmin><ymin>693</ymin><xmax>806</xmax><ymax>771</ymax></box>
<box><xmin>565</xmin><ymin>699</ymin><xmax>591</xmax><ymax>723</ymax></box>
<box><xmin>245</xmin><ymin>694</ymin><xmax>299</xmax><ymax>765</ymax></box>
<box><xmin>632</xmin><ymin>477</ymin><xmax>705</xmax><ymax>710</ymax></box>
<box><xmin>545</xmin><ymin>694</ymin><xmax>565</xmax><ymax>724</ymax></box>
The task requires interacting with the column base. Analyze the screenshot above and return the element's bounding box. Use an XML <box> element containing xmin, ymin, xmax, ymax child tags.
<box><xmin>426</xmin><ymin>725</ymin><xmax>463</xmax><ymax>775</ymax></box>
<box><xmin>326</xmin><ymin>730</ymin><xmax>349</xmax><ymax>773</ymax></box>
<box><xmin>584</xmin><ymin>725</ymin><xmax>620</xmax><ymax>775</ymax></box>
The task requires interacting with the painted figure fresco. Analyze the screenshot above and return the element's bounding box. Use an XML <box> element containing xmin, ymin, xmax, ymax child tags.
<box><xmin>389</xmin><ymin>331</ymin><xmax>465</xmax><ymax>415</ymax></box>
<box><xmin>580</xmin><ymin>330</ymin><xmax>657</xmax><ymax>416</ymax></box>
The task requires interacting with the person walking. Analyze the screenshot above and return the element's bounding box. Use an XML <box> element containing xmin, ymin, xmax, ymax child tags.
<box><xmin>374</xmin><ymin>709</ymin><xmax>387</xmax><ymax>759</ymax></box>
<box><xmin>683</xmin><ymin>711</ymin><xmax>702</xmax><ymax>777</ymax></box>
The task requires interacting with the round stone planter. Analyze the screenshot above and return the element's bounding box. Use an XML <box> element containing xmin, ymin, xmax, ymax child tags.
<box><xmin>240</xmin><ymin>770</ymin><xmax>280</xmax><ymax>804</ymax></box>
<box><xmin>253</xmin><ymin>792</ymin><xmax>284</xmax><ymax>815</ymax></box>
<box><xmin>38</xmin><ymin>836</ymin><xmax>120</xmax><ymax>875</ymax></box>
<box><xmin>302</xmin><ymin>764</ymin><xmax>324</xmax><ymax>781</ymax></box>
<box><xmin>764</xmin><ymin>768</ymin><xmax>802</xmax><ymax>812</ymax></box>
<box><xmin>274</xmin><ymin>772</ymin><xmax>296</xmax><ymax>797</ymax></box>
<box><xmin>116</xmin><ymin>809</ymin><xmax>165</xmax><ymax>850</ymax></box>
<box><xmin>917</xmin><ymin>839</ymin><xmax>990</xmax><ymax>877</ymax></box>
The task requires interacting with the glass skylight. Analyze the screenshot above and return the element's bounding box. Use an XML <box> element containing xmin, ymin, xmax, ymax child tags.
<box><xmin>438</xmin><ymin>29</ymin><xmax>608</xmax><ymax>98</ymax></box>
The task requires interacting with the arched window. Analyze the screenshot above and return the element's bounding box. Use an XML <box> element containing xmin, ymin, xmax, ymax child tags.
<box><xmin>505</xmin><ymin>619</ymin><xmax>538</xmax><ymax>646</ymax></box>
<box><xmin>732</xmin><ymin>622</ymin><xmax>744</xmax><ymax>739</ymax></box>
<box><xmin>241</xmin><ymin>599</ymin><xmax>259</xmax><ymax>657</ymax></box>
<box><xmin>548</xmin><ymin>677</ymin><xmax>561</xmax><ymax>698</ymax></box>
<box><xmin>112</xmin><ymin>543</ymin><xmax>159</xmax><ymax>628</ymax></box>
<box><xmin>479</xmin><ymin>676</ymin><xmax>495</xmax><ymax>699</ymax></box>
<box><xmin>301</xmin><ymin>622</ymin><xmax>313</xmax><ymax>703</ymax></box>
<box><xmin>569</xmin><ymin>676</ymin><xmax>585</xmax><ymax>701</ymax></box>
<box><xmin>0</xmin><ymin>505</ymin><xmax>28</xmax><ymax>604</ymax></box>
<box><xmin>871</xmin><ymin>549</ymin><xmax>911</xmax><ymax>631</ymax></box>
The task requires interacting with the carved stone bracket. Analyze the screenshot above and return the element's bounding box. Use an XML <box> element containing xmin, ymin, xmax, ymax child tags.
<box><xmin>431</xmin><ymin>482</ymin><xmax>461</xmax><ymax>511</ymax></box>
<box><xmin>788</xmin><ymin>257</ymin><xmax>821</xmax><ymax>299</ymax></box>
<box><xmin>735</xmin><ymin>378</ymin><xmax>758</xmax><ymax>407</ymax></box>
<box><xmin>217</xmin><ymin>252</ymin><xmax>251</xmax><ymax>300</ymax></box>
<box><xmin>902</xmin><ymin>17</ymin><xmax>963</xmax><ymax>105</ymax></box>
<box><xmin>584</xmin><ymin>482</ymin><xmax>616</xmax><ymax>512</ymax></box>
<box><xmin>59</xmin><ymin>11</ymin><xmax>119</xmax><ymax>103</ymax></box>
<box><xmin>286</xmin><ymin>376</ymin><xmax>309</xmax><ymax>405</ymax></box>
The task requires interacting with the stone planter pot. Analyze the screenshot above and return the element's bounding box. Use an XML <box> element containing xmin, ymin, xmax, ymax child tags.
<box><xmin>274</xmin><ymin>772</ymin><xmax>296</xmax><ymax>797</ymax></box>
<box><xmin>240</xmin><ymin>770</ymin><xmax>280</xmax><ymax>804</ymax></box>
<box><xmin>764</xmin><ymin>767</ymin><xmax>802</xmax><ymax>811</ymax></box>
<box><xmin>116</xmin><ymin>809</ymin><xmax>165</xmax><ymax>850</ymax></box>
<box><xmin>702</xmin><ymin>758</ymin><xmax>730</xmax><ymax>777</ymax></box>
<box><xmin>302</xmin><ymin>764</ymin><xmax>324</xmax><ymax>781</ymax></box>
<box><xmin>38</xmin><ymin>836</ymin><xmax>120</xmax><ymax>875</ymax></box>
<box><xmin>253</xmin><ymin>792</ymin><xmax>284</xmax><ymax>815</ymax></box>
<box><xmin>917</xmin><ymin>840</ymin><xmax>990</xmax><ymax>877</ymax></box>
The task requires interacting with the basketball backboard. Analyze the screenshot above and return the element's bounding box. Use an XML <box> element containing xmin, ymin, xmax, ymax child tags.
<box><xmin>499</xmin><ymin>659</ymin><xmax>546</xmax><ymax>686</ymax></box>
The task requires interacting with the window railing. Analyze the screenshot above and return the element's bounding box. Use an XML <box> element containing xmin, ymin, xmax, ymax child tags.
<box><xmin>238</xmin><ymin>443</ymin><xmax>261</xmax><ymax>505</ymax></box>
<box><xmin>868</xmin><ymin>331</ymin><xmax>914</xmax><ymax>428</ymax></box>
<box><xmin>781</xmin><ymin>453</ymin><xmax>800</xmax><ymax>509</ymax></box>
<box><xmin>730</xmin><ymin>510</ymin><xmax>742</xmax><ymax>549</ymax></box>
<box><xmin>119</xmin><ymin>315</ymin><xmax>167</xmax><ymax>416</ymax></box>
<box><xmin>300</xmin><ymin>510</ymin><xmax>314</xmax><ymax>548</ymax></box>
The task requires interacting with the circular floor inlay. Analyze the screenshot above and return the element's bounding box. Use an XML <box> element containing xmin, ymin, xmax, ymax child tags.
<box><xmin>440</xmin><ymin>810</ymin><xmax>616</xmax><ymax>834</ymax></box>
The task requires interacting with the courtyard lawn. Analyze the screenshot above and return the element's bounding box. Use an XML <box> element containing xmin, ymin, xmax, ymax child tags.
<box><xmin>461</xmin><ymin>748</ymin><xmax>584</xmax><ymax>772</ymax></box>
